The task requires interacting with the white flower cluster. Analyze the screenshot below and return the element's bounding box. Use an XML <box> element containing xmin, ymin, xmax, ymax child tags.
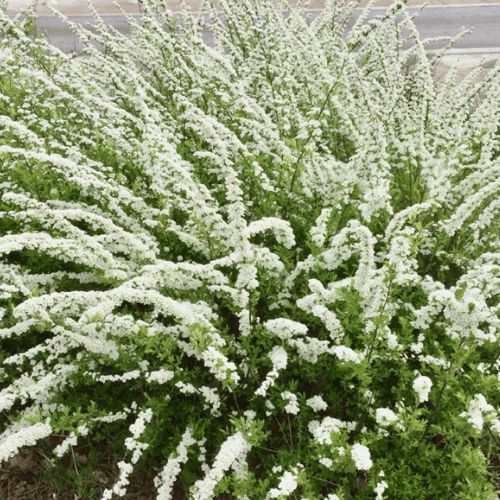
<box><xmin>201</xmin><ymin>346</ymin><xmax>240</xmax><ymax>387</ymax></box>
<box><xmin>350</xmin><ymin>443</ymin><xmax>373</xmax><ymax>471</ymax></box>
<box><xmin>459</xmin><ymin>393</ymin><xmax>498</xmax><ymax>432</ymax></box>
<box><xmin>235</xmin><ymin>261</ymin><xmax>259</xmax><ymax>290</ymax></box>
<box><xmin>265</xmin><ymin>399</ymin><xmax>275</xmax><ymax>417</ymax></box>
<box><xmin>413</xmin><ymin>375</ymin><xmax>433</xmax><ymax>404</ymax></box>
<box><xmin>0</xmin><ymin>363</ymin><xmax>79</xmax><ymax>415</ymax></box>
<box><xmin>190</xmin><ymin>432</ymin><xmax>252</xmax><ymax>500</ymax></box>
<box><xmin>331</xmin><ymin>345</ymin><xmax>365</xmax><ymax>364</ymax></box>
<box><xmin>410</xmin><ymin>333</ymin><xmax>425</xmax><ymax>354</ymax></box>
<box><xmin>311</xmin><ymin>304</ymin><xmax>344</xmax><ymax>343</ymax></box>
<box><xmin>255</xmin><ymin>346</ymin><xmax>288</xmax><ymax>398</ymax></box>
<box><xmin>175</xmin><ymin>381</ymin><xmax>198</xmax><ymax>394</ymax></box>
<box><xmin>124</xmin><ymin>409</ymin><xmax>153</xmax><ymax>464</ymax></box>
<box><xmin>101</xmin><ymin>461</ymin><xmax>134</xmax><ymax>499</ymax></box>
<box><xmin>145</xmin><ymin>369</ymin><xmax>175</xmax><ymax>384</ymax></box>
<box><xmin>199</xmin><ymin>386</ymin><xmax>222</xmax><ymax>416</ymax></box>
<box><xmin>197</xmin><ymin>437</ymin><xmax>209</xmax><ymax>474</ymax></box>
<box><xmin>428</xmin><ymin>285</ymin><xmax>497</xmax><ymax>342</ymax></box>
<box><xmin>289</xmin><ymin>336</ymin><xmax>332</xmax><ymax>364</ymax></box>
<box><xmin>375</xmin><ymin>408</ymin><xmax>399</xmax><ymax>427</ymax></box>
<box><xmin>308</xmin><ymin>417</ymin><xmax>354</xmax><ymax>446</ymax></box>
<box><xmin>92</xmin><ymin>410</ymin><xmax>129</xmax><ymax>423</ymax></box>
<box><xmin>306</xmin><ymin>395</ymin><xmax>328</xmax><ymax>412</ymax></box>
<box><xmin>86</xmin><ymin>369</ymin><xmax>142</xmax><ymax>384</ymax></box>
<box><xmin>54</xmin><ymin>431</ymin><xmax>78</xmax><ymax>458</ymax></box>
<box><xmin>0</xmin><ymin>420</ymin><xmax>52</xmax><ymax>464</ymax></box>
<box><xmin>176</xmin><ymin>380</ymin><xmax>222</xmax><ymax>416</ymax></box>
<box><xmin>247</xmin><ymin>217</ymin><xmax>296</xmax><ymax>249</ymax></box>
<box><xmin>263</xmin><ymin>318</ymin><xmax>308</xmax><ymax>341</ymax></box>
<box><xmin>319</xmin><ymin>457</ymin><xmax>333</xmax><ymax>469</ymax></box>
<box><xmin>155</xmin><ymin>427</ymin><xmax>197</xmax><ymax>500</ymax></box>
<box><xmin>281</xmin><ymin>391</ymin><xmax>300</xmax><ymax>414</ymax></box>
<box><xmin>266</xmin><ymin>468</ymin><xmax>299</xmax><ymax>499</ymax></box>
<box><xmin>375</xmin><ymin>479</ymin><xmax>389</xmax><ymax>500</ymax></box>
<box><xmin>310</xmin><ymin>208</ymin><xmax>333</xmax><ymax>248</ymax></box>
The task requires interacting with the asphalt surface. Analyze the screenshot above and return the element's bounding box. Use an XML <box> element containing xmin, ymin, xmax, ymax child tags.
<box><xmin>2</xmin><ymin>4</ymin><xmax>500</xmax><ymax>56</ymax></box>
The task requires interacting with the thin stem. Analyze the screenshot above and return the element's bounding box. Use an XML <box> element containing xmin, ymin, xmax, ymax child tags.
<box><xmin>365</xmin><ymin>274</ymin><xmax>394</xmax><ymax>365</ymax></box>
<box><xmin>486</xmin><ymin>350</ymin><xmax>500</xmax><ymax>374</ymax></box>
<box><xmin>33</xmin><ymin>446</ymin><xmax>56</xmax><ymax>467</ymax></box>
<box><xmin>232</xmin><ymin>391</ymin><xmax>241</xmax><ymax>412</ymax></box>
<box><xmin>283</xmin><ymin>15</ymin><xmax>393</xmax><ymax>219</ymax></box>
<box><xmin>273</xmin><ymin>413</ymin><xmax>295</xmax><ymax>462</ymax></box>
<box><xmin>248</xmin><ymin>291</ymin><xmax>252</xmax><ymax>328</ymax></box>
<box><xmin>305</xmin><ymin>474</ymin><xmax>340</xmax><ymax>487</ymax></box>
<box><xmin>70</xmin><ymin>444</ymin><xmax>79</xmax><ymax>476</ymax></box>
<box><xmin>419</xmin><ymin>338</ymin><xmax>465</xmax><ymax>444</ymax></box>
<box><xmin>458</xmin><ymin>369</ymin><xmax>500</xmax><ymax>451</ymax></box>
<box><xmin>23</xmin><ymin>158</ymin><xmax>43</xmax><ymax>202</ymax></box>
<box><xmin>254</xmin><ymin>445</ymin><xmax>279</xmax><ymax>453</ymax></box>
<box><xmin>285</xmin><ymin>60</ymin><xmax>345</xmax><ymax>200</ymax></box>
<box><xmin>287</xmin><ymin>412</ymin><xmax>294</xmax><ymax>457</ymax></box>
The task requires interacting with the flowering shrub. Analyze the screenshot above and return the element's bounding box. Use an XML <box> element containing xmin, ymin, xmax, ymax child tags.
<box><xmin>1</xmin><ymin>0</ymin><xmax>500</xmax><ymax>498</ymax></box>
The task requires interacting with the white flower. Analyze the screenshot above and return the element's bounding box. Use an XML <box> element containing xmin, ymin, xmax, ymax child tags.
<box><xmin>266</xmin><ymin>470</ymin><xmax>299</xmax><ymax>499</ymax></box>
<box><xmin>129</xmin><ymin>409</ymin><xmax>153</xmax><ymax>439</ymax></box>
<box><xmin>202</xmin><ymin>346</ymin><xmax>240</xmax><ymax>386</ymax></box>
<box><xmin>310</xmin><ymin>208</ymin><xmax>333</xmax><ymax>247</ymax></box>
<box><xmin>375</xmin><ymin>408</ymin><xmax>398</xmax><ymax>427</ymax></box>
<box><xmin>155</xmin><ymin>428</ymin><xmax>197</xmax><ymax>499</ymax></box>
<box><xmin>351</xmin><ymin>443</ymin><xmax>373</xmax><ymax>471</ymax></box>
<box><xmin>491</xmin><ymin>419</ymin><xmax>500</xmax><ymax>435</ymax></box>
<box><xmin>77</xmin><ymin>424</ymin><xmax>89</xmax><ymax>436</ymax></box>
<box><xmin>269</xmin><ymin>345</ymin><xmax>288</xmax><ymax>370</ymax></box>
<box><xmin>247</xmin><ymin>217</ymin><xmax>295</xmax><ymax>249</ymax></box>
<box><xmin>243</xmin><ymin>410</ymin><xmax>256</xmax><ymax>421</ymax></box>
<box><xmin>54</xmin><ymin>431</ymin><xmax>78</xmax><ymax>458</ymax></box>
<box><xmin>102</xmin><ymin>461</ymin><xmax>134</xmax><ymax>498</ymax></box>
<box><xmin>146</xmin><ymin>369</ymin><xmax>175</xmax><ymax>384</ymax></box>
<box><xmin>308</xmin><ymin>417</ymin><xmax>347</xmax><ymax>445</ymax></box>
<box><xmin>190</xmin><ymin>432</ymin><xmax>251</xmax><ymax>500</ymax></box>
<box><xmin>0</xmin><ymin>421</ymin><xmax>52</xmax><ymax>464</ymax></box>
<box><xmin>281</xmin><ymin>391</ymin><xmax>300</xmax><ymax>414</ymax></box>
<box><xmin>375</xmin><ymin>480</ymin><xmax>388</xmax><ymax>500</ymax></box>
<box><xmin>306</xmin><ymin>395</ymin><xmax>328</xmax><ymax>412</ymax></box>
<box><xmin>413</xmin><ymin>376</ymin><xmax>433</xmax><ymax>403</ymax></box>
<box><xmin>255</xmin><ymin>346</ymin><xmax>288</xmax><ymax>398</ymax></box>
<box><xmin>319</xmin><ymin>457</ymin><xmax>333</xmax><ymax>468</ymax></box>
<box><xmin>199</xmin><ymin>386</ymin><xmax>221</xmax><ymax>416</ymax></box>
<box><xmin>263</xmin><ymin>318</ymin><xmax>308</xmax><ymax>341</ymax></box>
<box><xmin>175</xmin><ymin>381</ymin><xmax>198</xmax><ymax>394</ymax></box>
<box><xmin>459</xmin><ymin>394</ymin><xmax>497</xmax><ymax>432</ymax></box>
<box><xmin>331</xmin><ymin>345</ymin><xmax>365</xmax><ymax>364</ymax></box>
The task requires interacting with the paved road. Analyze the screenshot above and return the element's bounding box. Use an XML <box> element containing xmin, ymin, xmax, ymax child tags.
<box><xmin>2</xmin><ymin>4</ymin><xmax>500</xmax><ymax>56</ymax></box>
<box><xmin>5</xmin><ymin>0</ymin><xmax>500</xmax><ymax>17</ymax></box>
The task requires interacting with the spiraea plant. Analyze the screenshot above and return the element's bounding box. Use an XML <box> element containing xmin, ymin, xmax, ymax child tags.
<box><xmin>1</xmin><ymin>0</ymin><xmax>500</xmax><ymax>498</ymax></box>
